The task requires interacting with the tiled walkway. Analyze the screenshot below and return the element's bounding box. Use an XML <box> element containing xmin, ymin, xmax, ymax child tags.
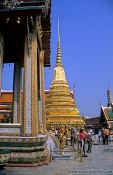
<box><xmin>6</xmin><ymin>142</ymin><xmax>113</xmax><ymax>175</ymax></box>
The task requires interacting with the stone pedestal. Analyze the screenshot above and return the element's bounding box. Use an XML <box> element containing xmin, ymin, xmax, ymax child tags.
<box><xmin>0</xmin><ymin>135</ymin><xmax>50</xmax><ymax>166</ymax></box>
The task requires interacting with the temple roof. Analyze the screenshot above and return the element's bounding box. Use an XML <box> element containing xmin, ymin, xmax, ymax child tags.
<box><xmin>0</xmin><ymin>0</ymin><xmax>51</xmax><ymax>66</ymax></box>
<box><xmin>85</xmin><ymin>117</ymin><xmax>100</xmax><ymax>127</ymax></box>
<box><xmin>101</xmin><ymin>106</ymin><xmax>113</xmax><ymax>121</ymax></box>
<box><xmin>0</xmin><ymin>91</ymin><xmax>13</xmax><ymax>103</ymax></box>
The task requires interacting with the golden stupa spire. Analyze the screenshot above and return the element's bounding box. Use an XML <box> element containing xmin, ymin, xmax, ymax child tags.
<box><xmin>45</xmin><ymin>17</ymin><xmax>84</xmax><ymax>129</ymax></box>
<box><xmin>56</xmin><ymin>17</ymin><xmax>62</xmax><ymax>67</ymax></box>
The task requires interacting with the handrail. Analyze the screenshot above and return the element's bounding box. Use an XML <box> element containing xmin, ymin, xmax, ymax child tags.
<box><xmin>42</xmin><ymin>130</ymin><xmax>60</xmax><ymax>150</ymax></box>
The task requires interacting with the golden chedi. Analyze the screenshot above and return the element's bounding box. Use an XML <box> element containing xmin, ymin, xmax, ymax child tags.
<box><xmin>45</xmin><ymin>20</ymin><xmax>84</xmax><ymax>129</ymax></box>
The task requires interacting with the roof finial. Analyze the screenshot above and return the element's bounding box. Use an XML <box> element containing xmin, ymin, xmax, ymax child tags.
<box><xmin>58</xmin><ymin>16</ymin><xmax>60</xmax><ymax>43</ymax></box>
<box><xmin>56</xmin><ymin>17</ymin><xmax>62</xmax><ymax>66</ymax></box>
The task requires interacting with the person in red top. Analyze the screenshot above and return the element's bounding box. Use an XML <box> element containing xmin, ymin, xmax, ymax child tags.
<box><xmin>79</xmin><ymin>128</ymin><xmax>87</xmax><ymax>140</ymax></box>
<box><xmin>78</xmin><ymin>128</ymin><xmax>87</xmax><ymax>156</ymax></box>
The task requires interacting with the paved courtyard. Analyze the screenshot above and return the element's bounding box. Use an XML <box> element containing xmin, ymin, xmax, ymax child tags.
<box><xmin>5</xmin><ymin>142</ymin><xmax>113</xmax><ymax>175</ymax></box>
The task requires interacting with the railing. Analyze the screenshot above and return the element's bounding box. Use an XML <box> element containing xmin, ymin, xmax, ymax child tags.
<box><xmin>47</xmin><ymin>131</ymin><xmax>89</xmax><ymax>162</ymax></box>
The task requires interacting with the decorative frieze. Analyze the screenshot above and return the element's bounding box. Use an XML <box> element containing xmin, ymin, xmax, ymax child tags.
<box><xmin>0</xmin><ymin>124</ymin><xmax>21</xmax><ymax>136</ymax></box>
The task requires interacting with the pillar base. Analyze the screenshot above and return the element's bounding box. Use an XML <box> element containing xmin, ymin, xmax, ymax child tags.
<box><xmin>0</xmin><ymin>135</ymin><xmax>50</xmax><ymax>167</ymax></box>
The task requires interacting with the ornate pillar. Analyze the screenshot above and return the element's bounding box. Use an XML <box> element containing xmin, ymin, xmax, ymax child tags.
<box><xmin>0</xmin><ymin>33</ymin><xmax>4</xmax><ymax>97</ymax></box>
<box><xmin>13</xmin><ymin>61</ymin><xmax>22</xmax><ymax>123</ymax></box>
<box><xmin>31</xmin><ymin>28</ymin><xmax>38</xmax><ymax>135</ymax></box>
<box><xmin>22</xmin><ymin>34</ymin><xmax>32</xmax><ymax>136</ymax></box>
<box><xmin>40</xmin><ymin>50</ymin><xmax>46</xmax><ymax>130</ymax></box>
<box><xmin>22</xmin><ymin>23</ymin><xmax>38</xmax><ymax>136</ymax></box>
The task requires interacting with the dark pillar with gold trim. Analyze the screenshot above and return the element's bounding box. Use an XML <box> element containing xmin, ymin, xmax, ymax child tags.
<box><xmin>13</xmin><ymin>61</ymin><xmax>22</xmax><ymax>123</ymax></box>
<box><xmin>0</xmin><ymin>33</ymin><xmax>4</xmax><ymax>97</ymax></box>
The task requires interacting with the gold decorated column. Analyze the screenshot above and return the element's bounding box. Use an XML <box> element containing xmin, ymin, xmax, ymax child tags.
<box><xmin>22</xmin><ymin>34</ymin><xmax>31</xmax><ymax>136</ymax></box>
<box><xmin>31</xmin><ymin>28</ymin><xmax>38</xmax><ymax>135</ymax></box>
<box><xmin>22</xmin><ymin>19</ymin><xmax>38</xmax><ymax>136</ymax></box>
<box><xmin>40</xmin><ymin>50</ymin><xmax>46</xmax><ymax>130</ymax></box>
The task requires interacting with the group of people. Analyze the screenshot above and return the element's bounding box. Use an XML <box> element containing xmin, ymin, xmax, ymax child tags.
<box><xmin>71</xmin><ymin>127</ymin><xmax>93</xmax><ymax>153</ymax></box>
<box><xmin>94</xmin><ymin>125</ymin><xmax>110</xmax><ymax>145</ymax></box>
<box><xmin>54</xmin><ymin>124</ymin><xmax>111</xmax><ymax>155</ymax></box>
<box><xmin>70</xmin><ymin>125</ymin><xmax>111</xmax><ymax>155</ymax></box>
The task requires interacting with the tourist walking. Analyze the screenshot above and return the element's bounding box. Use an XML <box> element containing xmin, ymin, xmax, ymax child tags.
<box><xmin>94</xmin><ymin>125</ymin><xmax>99</xmax><ymax>145</ymax></box>
<box><xmin>71</xmin><ymin>127</ymin><xmax>77</xmax><ymax>146</ymax></box>
<box><xmin>104</xmin><ymin>127</ymin><xmax>110</xmax><ymax>145</ymax></box>
<box><xmin>98</xmin><ymin>128</ymin><xmax>102</xmax><ymax>144</ymax></box>
<box><xmin>101</xmin><ymin>127</ymin><xmax>105</xmax><ymax>145</ymax></box>
<box><xmin>78</xmin><ymin>128</ymin><xmax>87</xmax><ymax>156</ymax></box>
<box><xmin>87</xmin><ymin>130</ymin><xmax>93</xmax><ymax>152</ymax></box>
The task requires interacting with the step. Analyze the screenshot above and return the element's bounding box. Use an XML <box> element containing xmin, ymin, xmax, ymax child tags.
<box><xmin>52</xmin><ymin>154</ymin><xmax>71</xmax><ymax>160</ymax></box>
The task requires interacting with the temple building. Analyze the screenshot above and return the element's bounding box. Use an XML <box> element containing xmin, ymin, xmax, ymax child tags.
<box><xmin>0</xmin><ymin>0</ymin><xmax>51</xmax><ymax>166</ymax></box>
<box><xmin>100</xmin><ymin>88</ymin><xmax>113</xmax><ymax>128</ymax></box>
<box><xmin>45</xmin><ymin>21</ymin><xmax>84</xmax><ymax>130</ymax></box>
<box><xmin>0</xmin><ymin>90</ymin><xmax>13</xmax><ymax>123</ymax></box>
<box><xmin>0</xmin><ymin>90</ymin><xmax>77</xmax><ymax>123</ymax></box>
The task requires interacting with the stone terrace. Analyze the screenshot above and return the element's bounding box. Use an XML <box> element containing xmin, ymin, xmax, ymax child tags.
<box><xmin>5</xmin><ymin>142</ymin><xmax>113</xmax><ymax>175</ymax></box>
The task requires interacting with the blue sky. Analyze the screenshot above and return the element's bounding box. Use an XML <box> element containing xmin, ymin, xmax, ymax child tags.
<box><xmin>2</xmin><ymin>0</ymin><xmax>113</xmax><ymax>117</ymax></box>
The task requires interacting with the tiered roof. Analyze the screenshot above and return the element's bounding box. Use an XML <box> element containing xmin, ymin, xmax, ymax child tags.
<box><xmin>100</xmin><ymin>106</ymin><xmax>113</xmax><ymax>128</ymax></box>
